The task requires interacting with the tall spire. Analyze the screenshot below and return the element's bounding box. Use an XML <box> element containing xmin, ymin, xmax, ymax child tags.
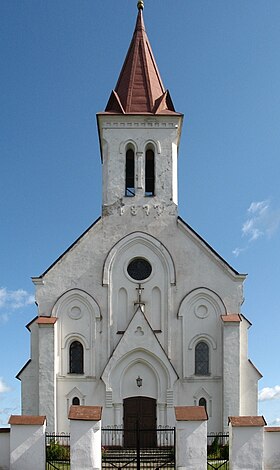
<box><xmin>105</xmin><ymin>2</ymin><xmax>177</xmax><ymax>114</ymax></box>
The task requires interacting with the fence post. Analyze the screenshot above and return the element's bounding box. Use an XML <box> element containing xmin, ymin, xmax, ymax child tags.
<box><xmin>229</xmin><ymin>416</ymin><xmax>266</xmax><ymax>469</ymax></box>
<box><xmin>8</xmin><ymin>415</ymin><xmax>46</xmax><ymax>470</ymax></box>
<box><xmin>69</xmin><ymin>405</ymin><xmax>102</xmax><ymax>470</ymax></box>
<box><xmin>175</xmin><ymin>406</ymin><xmax>208</xmax><ymax>470</ymax></box>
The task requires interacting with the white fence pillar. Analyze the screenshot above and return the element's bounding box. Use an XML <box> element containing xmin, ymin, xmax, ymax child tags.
<box><xmin>264</xmin><ymin>427</ymin><xmax>280</xmax><ymax>469</ymax></box>
<box><xmin>175</xmin><ymin>406</ymin><xmax>208</xmax><ymax>470</ymax></box>
<box><xmin>229</xmin><ymin>416</ymin><xmax>266</xmax><ymax>469</ymax></box>
<box><xmin>69</xmin><ymin>405</ymin><xmax>102</xmax><ymax>470</ymax></box>
<box><xmin>0</xmin><ymin>428</ymin><xmax>10</xmax><ymax>470</ymax></box>
<box><xmin>8</xmin><ymin>415</ymin><xmax>46</xmax><ymax>470</ymax></box>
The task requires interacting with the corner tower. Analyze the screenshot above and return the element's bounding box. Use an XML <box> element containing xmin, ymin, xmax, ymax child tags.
<box><xmin>97</xmin><ymin>2</ymin><xmax>183</xmax><ymax>218</ymax></box>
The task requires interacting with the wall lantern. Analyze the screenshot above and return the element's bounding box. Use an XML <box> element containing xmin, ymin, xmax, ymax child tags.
<box><xmin>136</xmin><ymin>376</ymin><xmax>143</xmax><ymax>388</ymax></box>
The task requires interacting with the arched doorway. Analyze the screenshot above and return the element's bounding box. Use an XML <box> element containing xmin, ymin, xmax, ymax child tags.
<box><xmin>123</xmin><ymin>397</ymin><xmax>156</xmax><ymax>447</ymax></box>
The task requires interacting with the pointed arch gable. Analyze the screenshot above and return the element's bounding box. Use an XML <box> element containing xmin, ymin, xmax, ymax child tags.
<box><xmin>102</xmin><ymin>348</ymin><xmax>176</xmax><ymax>404</ymax></box>
<box><xmin>51</xmin><ymin>289</ymin><xmax>101</xmax><ymax>377</ymax></box>
<box><xmin>178</xmin><ymin>287</ymin><xmax>226</xmax><ymax>318</ymax></box>
<box><xmin>52</xmin><ymin>289</ymin><xmax>101</xmax><ymax>320</ymax></box>
<box><xmin>188</xmin><ymin>334</ymin><xmax>217</xmax><ymax>351</ymax></box>
<box><xmin>179</xmin><ymin>288</ymin><xmax>225</xmax><ymax>379</ymax></box>
<box><xmin>103</xmin><ymin>232</ymin><xmax>176</xmax><ymax>286</ymax></box>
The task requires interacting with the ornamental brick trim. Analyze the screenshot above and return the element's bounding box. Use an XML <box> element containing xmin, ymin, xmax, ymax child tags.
<box><xmin>68</xmin><ymin>405</ymin><xmax>102</xmax><ymax>421</ymax></box>
<box><xmin>175</xmin><ymin>406</ymin><xmax>208</xmax><ymax>421</ymax></box>
<box><xmin>8</xmin><ymin>415</ymin><xmax>46</xmax><ymax>425</ymax></box>
<box><xmin>0</xmin><ymin>428</ymin><xmax>10</xmax><ymax>433</ymax></box>
<box><xmin>265</xmin><ymin>427</ymin><xmax>280</xmax><ymax>432</ymax></box>
<box><xmin>36</xmin><ymin>317</ymin><xmax>57</xmax><ymax>325</ymax></box>
<box><xmin>221</xmin><ymin>314</ymin><xmax>242</xmax><ymax>323</ymax></box>
<box><xmin>228</xmin><ymin>416</ymin><xmax>266</xmax><ymax>427</ymax></box>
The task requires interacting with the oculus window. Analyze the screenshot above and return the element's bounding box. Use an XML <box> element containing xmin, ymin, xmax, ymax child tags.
<box><xmin>127</xmin><ymin>258</ymin><xmax>152</xmax><ymax>281</ymax></box>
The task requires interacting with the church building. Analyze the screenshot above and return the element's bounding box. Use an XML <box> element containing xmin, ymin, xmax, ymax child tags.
<box><xmin>17</xmin><ymin>1</ymin><xmax>261</xmax><ymax>434</ymax></box>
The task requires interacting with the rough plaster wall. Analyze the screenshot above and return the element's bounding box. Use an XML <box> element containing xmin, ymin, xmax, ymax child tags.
<box><xmin>176</xmin><ymin>420</ymin><xmax>207</xmax><ymax>470</ymax></box>
<box><xmin>0</xmin><ymin>431</ymin><xmax>10</xmax><ymax>470</ymax></box>
<box><xmin>20</xmin><ymin>322</ymin><xmax>39</xmax><ymax>415</ymax></box>
<box><xmin>223</xmin><ymin>324</ymin><xmax>240</xmax><ymax>429</ymax></box>
<box><xmin>38</xmin><ymin>325</ymin><xmax>55</xmax><ymax>431</ymax></box>
<box><xmin>240</xmin><ymin>318</ymin><xmax>260</xmax><ymax>415</ymax></box>
<box><xmin>10</xmin><ymin>424</ymin><xmax>46</xmax><ymax>470</ymax></box>
<box><xmin>230</xmin><ymin>426</ymin><xmax>264</xmax><ymax>469</ymax></box>
<box><xmin>264</xmin><ymin>431</ymin><xmax>280</xmax><ymax>469</ymax></box>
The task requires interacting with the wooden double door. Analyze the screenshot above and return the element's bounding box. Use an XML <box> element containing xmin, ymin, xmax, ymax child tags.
<box><xmin>123</xmin><ymin>397</ymin><xmax>157</xmax><ymax>448</ymax></box>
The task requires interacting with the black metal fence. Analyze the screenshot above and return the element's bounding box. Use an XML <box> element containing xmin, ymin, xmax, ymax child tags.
<box><xmin>45</xmin><ymin>433</ymin><xmax>70</xmax><ymax>470</ymax></box>
<box><xmin>102</xmin><ymin>425</ymin><xmax>175</xmax><ymax>469</ymax></box>
<box><xmin>207</xmin><ymin>432</ymin><xmax>229</xmax><ymax>470</ymax></box>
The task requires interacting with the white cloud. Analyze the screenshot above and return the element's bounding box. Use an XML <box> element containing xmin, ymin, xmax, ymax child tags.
<box><xmin>271</xmin><ymin>417</ymin><xmax>280</xmax><ymax>426</ymax></box>
<box><xmin>258</xmin><ymin>385</ymin><xmax>280</xmax><ymax>401</ymax></box>
<box><xmin>233</xmin><ymin>199</ymin><xmax>280</xmax><ymax>256</ymax></box>
<box><xmin>232</xmin><ymin>247</ymin><xmax>246</xmax><ymax>257</ymax></box>
<box><xmin>0</xmin><ymin>287</ymin><xmax>34</xmax><ymax>323</ymax></box>
<box><xmin>0</xmin><ymin>378</ymin><xmax>10</xmax><ymax>394</ymax></box>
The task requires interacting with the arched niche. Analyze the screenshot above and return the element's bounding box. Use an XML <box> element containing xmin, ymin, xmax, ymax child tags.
<box><xmin>178</xmin><ymin>288</ymin><xmax>225</xmax><ymax>378</ymax></box>
<box><xmin>102</xmin><ymin>348</ymin><xmax>176</xmax><ymax>405</ymax></box>
<box><xmin>102</xmin><ymin>232</ymin><xmax>175</xmax><ymax>351</ymax></box>
<box><xmin>103</xmin><ymin>232</ymin><xmax>175</xmax><ymax>286</ymax></box>
<box><xmin>51</xmin><ymin>289</ymin><xmax>101</xmax><ymax>376</ymax></box>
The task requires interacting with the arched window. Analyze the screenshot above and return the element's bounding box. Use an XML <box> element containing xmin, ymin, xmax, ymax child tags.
<box><xmin>145</xmin><ymin>148</ymin><xmax>155</xmax><ymax>196</ymax></box>
<box><xmin>125</xmin><ymin>148</ymin><xmax>135</xmax><ymax>196</ymax></box>
<box><xmin>69</xmin><ymin>341</ymin><xmax>84</xmax><ymax>374</ymax></box>
<box><xmin>72</xmin><ymin>396</ymin><xmax>80</xmax><ymax>406</ymax></box>
<box><xmin>199</xmin><ymin>397</ymin><xmax>207</xmax><ymax>412</ymax></box>
<box><xmin>195</xmin><ymin>341</ymin><xmax>209</xmax><ymax>375</ymax></box>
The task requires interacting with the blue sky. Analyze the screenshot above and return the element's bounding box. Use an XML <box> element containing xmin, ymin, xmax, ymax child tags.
<box><xmin>1</xmin><ymin>0</ymin><xmax>279</xmax><ymax>426</ymax></box>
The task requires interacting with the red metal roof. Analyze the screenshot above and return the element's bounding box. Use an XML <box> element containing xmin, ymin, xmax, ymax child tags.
<box><xmin>175</xmin><ymin>406</ymin><xmax>208</xmax><ymax>421</ymax></box>
<box><xmin>68</xmin><ymin>405</ymin><xmax>102</xmax><ymax>421</ymax></box>
<box><xmin>8</xmin><ymin>415</ymin><xmax>46</xmax><ymax>425</ymax></box>
<box><xmin>228</xmin><ymin>416</ymin><xmax>267</xmax><ymax>427</ymax></box>
<box><xmin>105</xmin><ymin>5</ymin><xmax>177</xmax><ymax>115</ymax></box>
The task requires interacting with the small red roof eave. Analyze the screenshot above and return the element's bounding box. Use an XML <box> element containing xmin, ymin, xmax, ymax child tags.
<box><xmin>9</xmin><ymin>415</ymin><xmax>46</xmax><ymax>426</ymax></box>
<box><xmin>228</xmin><ymin>416</ymin><xmax>267</xmax><ymax>427</ymax></box>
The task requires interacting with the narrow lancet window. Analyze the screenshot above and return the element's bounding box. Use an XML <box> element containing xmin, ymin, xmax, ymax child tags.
<box><xmin>69</xmin><ymin>340</ymin><xmax>84</xmax><ymax>374</ymax></box>
<box><xmin>145</xmin><ymin>149</ymin><xmax>155</xmax><ymax>196</ymax></box>
<box><xmin>199</xmin><ymin>397</ymin><xmax>207</xmax><ymax>412</ymax></box>
<box><xmin>125</xmin><ymin>148</ymin><xmax>135</xmax><ymax>196</ymax></box>
<box><xmin>195</xmin><ymin>341</ymin><xmax>209</xmax><ymax>375</ymax></box>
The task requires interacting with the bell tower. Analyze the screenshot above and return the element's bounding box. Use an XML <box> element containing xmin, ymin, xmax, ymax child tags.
<box><xmin>97</xmin><ymin>2</ymin><xmax>183</xmax><ymax>219</ymax></box>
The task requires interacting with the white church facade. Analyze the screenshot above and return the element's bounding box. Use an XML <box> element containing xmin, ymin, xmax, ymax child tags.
<box><xmin>17</xmin><ymin>2</ymin><xmax>261</xmax><ymax>435</ymax></box>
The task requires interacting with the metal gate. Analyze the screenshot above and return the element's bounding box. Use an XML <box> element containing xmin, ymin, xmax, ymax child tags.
<box><xmin>102</xmin><ymin>425</ymin><xmax>175</xmax><ymax>469</ymax></box>
<box><xmin>207</xmin><ymin>433</ymin><xmax>229</xmax><ymax>469</ymax></box>
<box><xmin>46</xmin><ymin>433</ymin><xmax>70</xmax><ymax>470</ymax></box>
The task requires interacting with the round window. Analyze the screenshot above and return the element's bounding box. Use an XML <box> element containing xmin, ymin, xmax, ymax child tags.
<box><xmin>127</xmin><ymin>258</ymin><xmax>152</xmax><ymax>281</ymax></box>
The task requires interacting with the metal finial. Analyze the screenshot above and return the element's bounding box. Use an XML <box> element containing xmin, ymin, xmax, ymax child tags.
<box><xmin>137</xmin><ymin>1</ymin><xmax>144</xmax><ymax>10</ymax></box>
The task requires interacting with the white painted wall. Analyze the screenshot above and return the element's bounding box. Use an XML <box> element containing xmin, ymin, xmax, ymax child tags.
<box><xmin>10</xmin><ymin>423</ymin><xmax>46</xmax><ymax>470</ymax></box>
<box><xmin>0</xmin><ymin>430</ymin><xmax>10</xmax><ymax>470</ymax></box>
<box><xmin>264</xmin><ymin>429</ymin><xmax>280</xmax><ymax>470</ymax></box>
<box><xmin>70</xmin><ymin>419</ymin><xmax>101</xmax><ymax>470</ymax></box>
<box><xmin>19</xmin><ymin>108</ymin><xmax>258</xmax><ymax>436</ymax></box>
<box><xmin>229</xmin><ymin>425</ymin><xmax>264</xmax><ymax>470</ymax></box>
<box><xmin>176</xmin><ymin>420</ymin><xmax>207</xmax><ymax>470</ymax></box>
